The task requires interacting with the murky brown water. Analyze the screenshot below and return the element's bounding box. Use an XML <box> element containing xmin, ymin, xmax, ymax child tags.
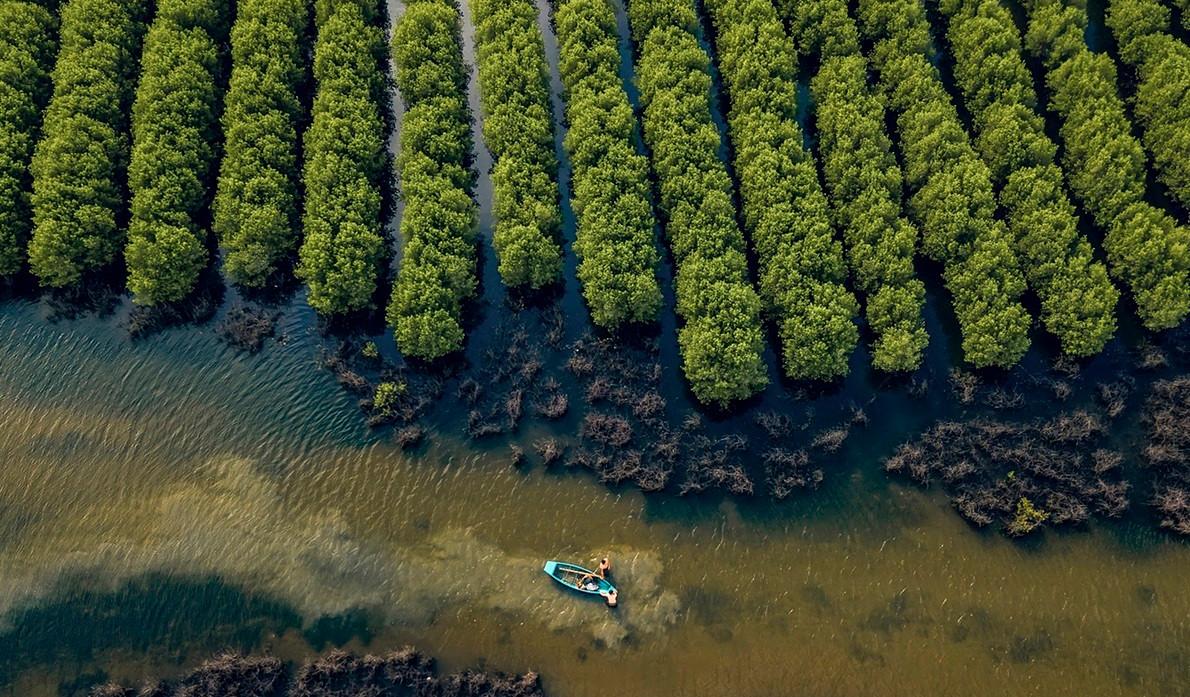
<box><xmin>2</xmin><ymin>0</ymin><xmax>1188</xmax><ymax>694</ymax></box>
<box><xmin>0</xmin><ymin>301</ymin><xmax>1187</xmax><ymax>697</ymax></box>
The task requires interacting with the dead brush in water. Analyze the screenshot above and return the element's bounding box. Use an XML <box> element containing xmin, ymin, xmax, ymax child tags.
<box><xmin>395</xmin><ymin>425</ymin><xmax>424</xmax><ymax>449</ymax></box>
<box><xmin>1137</xmin><ymin>342</ymin><xmax>1168</xmax><ymax>370</ymax></box>
<box><xmin>464</xmin><ymin>314</ymin><xmax>561</xmax><ymax>438</ymax></box>
<box><xmin>292</xmin><ymin>649</ymin><xmax>431</xmax><ymax>695</ymax></box>
<box><xmin>754</xmin><ymin>410</ymin><xmax>794</xmax><ymax>439</ymax></box>
<box><xmin>1142</xmin><ymin>377</ymin><xmax>1190</xmax><ymax>535</ymax></box>
<box><xmin>581</xmin><ymin>412</ymin><xmax>633</xmax><ymax>447</ymax></box>
<box><xmin>322</xmin><ymin>352</ymin><xmax>370</xmax><ymax>393</ymax></box>
<box><xmin>217</xmin><ymin>305</ymin><xmax>279</xmax><ymax>353</ymax></box>
<box><xmin>680</xmin><ymin>434</ymin><xmax>753</xmax><ymax>496</ymax></box>
<box><xmin>811</xmin><ymin>425</ymin><xmax>850</xmax><ymax>452</ymax></box>
<box><xmin>885</xmin><ymin>409</ymin><xmax>1129</xmax><ymax>533</ymax></box>
<box><xmin>764</xmin><ymin>448</ymin><xmax>821</xmax><ymax>499</ymax></box>
<box><xmin>632</xmin><ymin>391</ymin><xmax>666</xmax><ymax>420</ymax></box>
<box><xmin>949</xmin><ymin>369</ymin><xmax>980</xmax><ymax>404</ymax></box>
<box><xmin>984</xmin><ymin>388</ymin><xmax>1024</xmax><ymax>410</ymax></box>
<box><xmin>95</xmin><ymin>647</ymin><xmax>548</xmax><ymax>697</ymax></box>
<box><xmin>90</xmin><ymin>653</ymin><xmax>285</xmax><ymax>696</ymax></box>
<box><xmin>1097</xmin><ymin>380</ymin><xmax>1132</xmax><ymax>419</ymax></box>
<box><xmin>534</xmin><ymin>438</ymin><xmax>564</xmax><ymax>465</ymax></box>
<box><xmin>568</xmin><ymin>447</ymin><xmax>664</xmax><ymax>489</ymax></box>
<box><xmin>533</xmin><ymin>390</ymin><xmax>569</xmax><ymax>419</ymax></box>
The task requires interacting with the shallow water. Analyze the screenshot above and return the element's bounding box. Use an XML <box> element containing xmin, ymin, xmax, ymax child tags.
<box><xmin>2</xmin><ymin>0</ymin><xmax>1189</xmax><ymax>695</ymax></box>
<box><xmin>1</xmin><ymin>294</ymin><xmax>1188</xmax><ymax>697</ymax></box>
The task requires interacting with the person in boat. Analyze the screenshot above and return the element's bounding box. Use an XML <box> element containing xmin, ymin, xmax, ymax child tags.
<box><xmin>578</xmin><ymin>556</ymin><xmax>612</xmax><ymax>586</ymax></box>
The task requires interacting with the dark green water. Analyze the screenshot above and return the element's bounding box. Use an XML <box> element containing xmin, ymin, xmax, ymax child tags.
<box><xmin>1</xmin><ymin>0</ymin><xmax>1189</xmax><ymax>695</ymax></box>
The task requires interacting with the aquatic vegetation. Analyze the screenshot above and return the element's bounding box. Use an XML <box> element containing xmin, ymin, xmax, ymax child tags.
<box><xmin>89</xmin><ymin>649</ymin><xmax>545</xmax><ymax>696</ymax></box>
<box><xmin>784</xmin><ymin>0</ymin><xmax>928</xmax><ymax>372</ymax></box>
<box><xmin>553</xmin><ymin>0</ymin><xmax>662</xmax><ymax>328</ymax></box>
<box><xmin>298</xmin><ymin>0</ymin><xmax>387</xmax><ymax>315</ymax></box>
<box><xmin>125</xmin><ymin>0</ymin><xmax>228</xmax><ymax>305</ymax></box>
<box><xmin>533</xmin><ymin>437</ymin><xmax>563</xmax><ymax>464</ymax></box>
<box><xmin>937</xmin><ymin>0</ymin><xmax>1119</xmax><ymax>356</ymax></box>
<box><xmin>625</xmin><ymin>0</ymin><xmax>768</xmax><ymax>404</ymax></box>
<box><xmin>565</xmin><ymin>334</ymin><xmax>675</xmax><ymax>490</ymax></box>
<box><xmin>1142</xmin><ymin>377</ymin><xmax>1190</xmax><ymax>535</ymax></box>
<box><xmin>886</xmin><ymin>411</ymin><xmax>1130</xmax><ymax>534</ymax></box>
<box><xmin>705</xmin><ymin>0</ymin><xmax>858</xmax><ymax>381</ymax></box>
<box><xmin>678</xmin><ymin>433</ymin><xmax>753</xmax><ymax>496</ymax></box>
<box><xmin>0</xmin><ymin>2</ymin><xmax>56</xmax><ymax>277</ymax></box>
<box><xmin>857</xmin><ymin>0</ymin><xmax>1032</xmax><ymax>368</ymax></box>
<box><xmin>1008</xmin><ymin>497</ymin><xmax>1049</xmax><ymax>536</ymax></box>
<box><xmin>387</xmin><ymin>0</ymin><xmax>479</xmax><ymax>359</ymax></box>
<box><xmin>764</xmin><ymin>448</ymin><xmax>820</xmax><ymax>499</ymax></box>
<box><xmin>395</xmin><ymin>424</ymin><xmax>425</xmax><ymax>449</ymax></box>
<box><xmin>1023</xmin><ymin>0</ymin><xmax>1190</xmax><ymax>329</ymax></box>
<box><xmin>216</xmin><ymin>305</ymin><xmax>279</xmax><ymax>353</ymax></box>
<box><xmin>456</xmin><ymin>312</ymin><xmax>561</xmax><ymax>437</ymax></box>
<box><xmin>471</xmin><ymin>0</ymin><xmax>562</xmax><ymax>289</ymax></box>
<box><xmin>28</xmin><ymin>0</ymin><xmax>148</xmax><ymax>287</ymax></box>
<box><xmin>214</xmin><ymin>0</ymin><xmax>309</xmax><ymax>287</ymax></box>
<box><xmin>372</xmin><ymin>380</ymin><xmax>407</xmax><ymax>415</ymax></box>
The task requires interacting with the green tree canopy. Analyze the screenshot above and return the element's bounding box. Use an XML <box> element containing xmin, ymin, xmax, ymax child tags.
<box><xmin>784</xmin><ymin>0</ymin><xmax>928</xmax><ymax>372</ymax></box>
<box><xmin>857</xmin><ymin>0</ymin><xmax>1032</xmax><ymax>368</ymax></box>
<box><xmin>938</xmin><ymin>0</ymin><xmax>1118</xmax><ymax>356</ymax></box>
<box><xmin>387</xmin><ymin>0</ymin><xmax>478</xmax><ymax>360</ymax></box>
<box><xmin>125</xmin><ymin>0</ymin><xmax>228</xmax><ymax>305</ymax></box>
<box><xmin>297</xmin><ymin>0</ymin><xmax>387</xmax><ymax>316</ymax></box>
<box><xmin>1023</xmin><ymin>0</ymin><xmax>1190</xmax><ymax>330</ymax></box>
<box><xmin>554</xmin><ymin>0</ymin><xmax>661</xmax><ymax>328</ymax></box>
<box><xmin>626</xmin><ymin>0</ymin><xmax>768</xmax><ymax>404</ymax></box>
<box><xmin>214</xmin><ymin>0</ymin><xmax>308</xmax><ymax>287</ymax></box>
<box><xmin>471</xmin><ymin>0</ymin><xmax>562</xmax><ymax>289</ymax></box>
<box><xmin>0</xmin><ymin>2</ymin><xmax>57</xmax><ymax>277</ymax></box>
<box><xmin>1106</xmin><ymin>0</ymin><xmax>1190</xmax><ymax>217</ymax></box>
<box><xmin>705</xmin><ymin>0</ymin><xmax>859</xmax><ymax>380</ymax></box>
<box><xmin>28</xmin><ymin>0</ymin><xmax>148</xmax><ymax>288</ymax></box>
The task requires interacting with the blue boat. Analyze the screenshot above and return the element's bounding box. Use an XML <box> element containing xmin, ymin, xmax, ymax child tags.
<box><xmin>543</xmin><ymin>560</ymin><xmax>617</xmax><ymax>599</ymax></box>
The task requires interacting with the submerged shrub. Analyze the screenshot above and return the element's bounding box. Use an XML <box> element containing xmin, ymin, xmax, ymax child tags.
<box><xmin>373</xmin><ymin>380</ymin><xmax>406</xmax><ymax>414</ymax></box>
<box><xmin>1007</xmin><ymin>496</ymin><xmax>1049</xmax><ymax>536</ymax></box>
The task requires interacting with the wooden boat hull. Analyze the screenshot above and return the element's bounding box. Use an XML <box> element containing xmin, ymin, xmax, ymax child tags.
<box><xmin>543</xmin><ymin>560</ymin><xmax>616</xmax><ymax>596</ymax></box>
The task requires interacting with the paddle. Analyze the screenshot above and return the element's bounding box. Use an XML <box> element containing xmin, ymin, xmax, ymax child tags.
<box><xmin>560</xmin><ymin>567</ymin><xmax>600</xmax><ymax>587</ymax></box>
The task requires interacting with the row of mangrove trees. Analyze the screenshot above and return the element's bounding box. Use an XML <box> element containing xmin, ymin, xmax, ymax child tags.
<box><xmin>2</xmin><ymin>0</ymin><xmax>1189</xmax><ymax>407</ymax></box>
